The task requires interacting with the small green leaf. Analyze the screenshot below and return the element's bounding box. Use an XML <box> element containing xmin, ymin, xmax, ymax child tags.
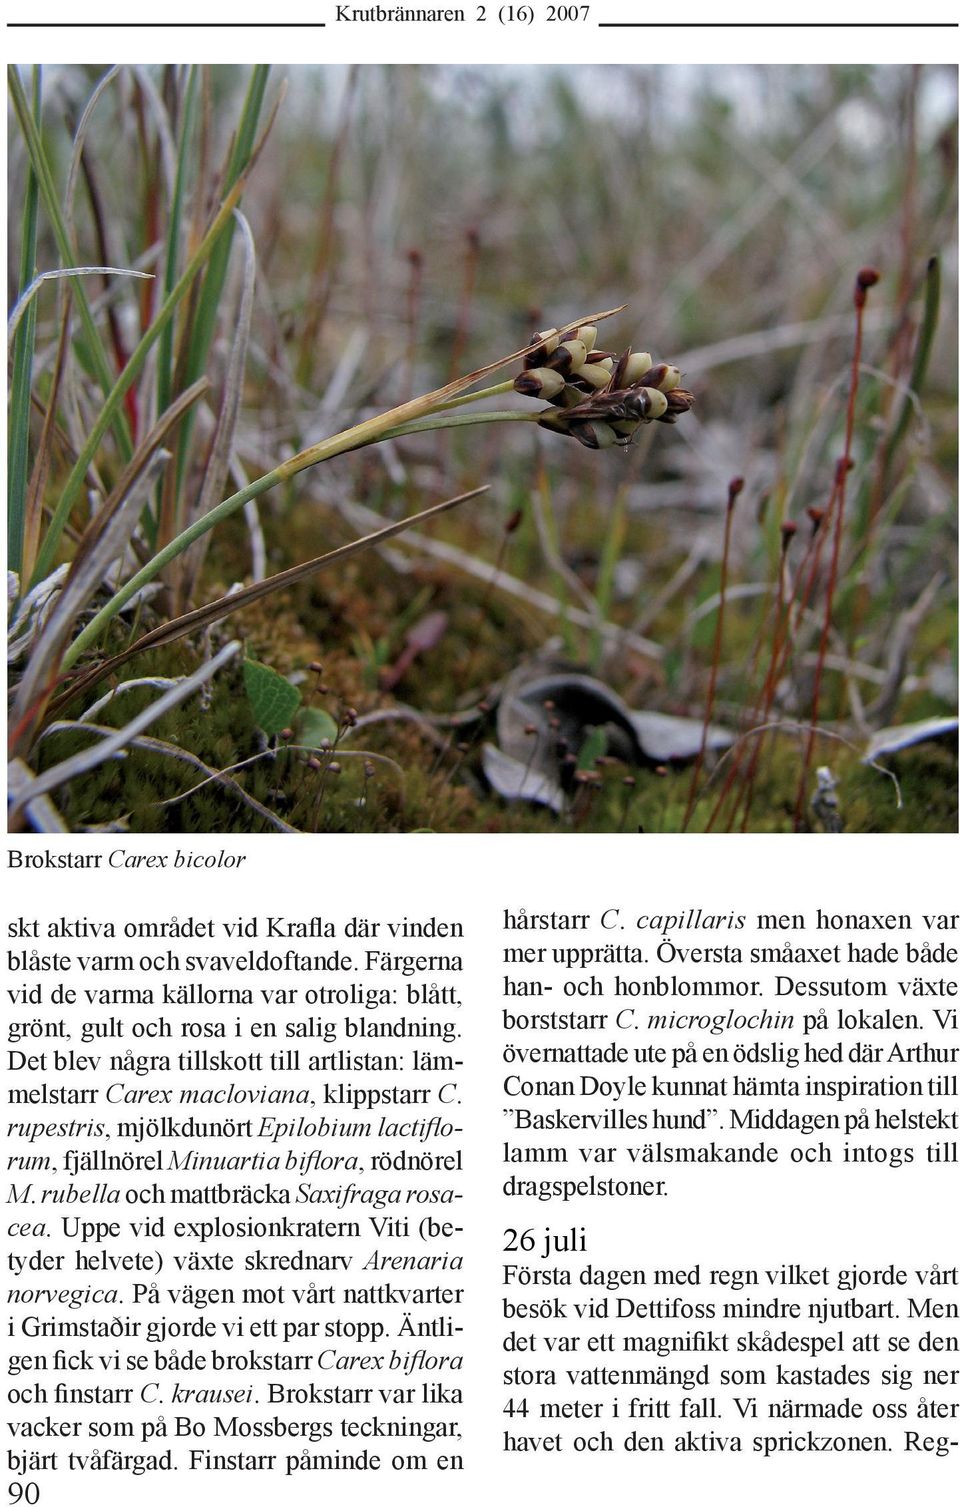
<box><xmin>243</xmin><ymin>657</ymin><xmax>301</xmax><ymax>734</ymax></box>
<box><xmin>295</xmin><ymin>705</ymin><xmax>339</xmax><ymax>749</ymax></box>
<box><xmin>577</xmin><ymin>726</ymin><xmax>608</xmax><ymax>771</ymax></box>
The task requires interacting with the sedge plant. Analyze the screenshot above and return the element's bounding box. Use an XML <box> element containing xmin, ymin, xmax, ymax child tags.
<box><xmin>8</xmin><ymin>66</ymin><xmax>695</xmax><ymax>773</ymax></box>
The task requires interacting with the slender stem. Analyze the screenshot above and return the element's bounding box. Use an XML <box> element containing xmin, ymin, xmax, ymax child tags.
<box><xmin>62</xmin><ymin>409</ymin><xmax>538</xmax><ymax>670</ymax></box>
<box><xmin>63</xmin><ymin>464</ymin><xmax>285</xmax><ymax>669</ymax></box>
<box><xmin>705</xmin><ymin>495</ymin><xmax>831</xmax><ymax>834</ymax></box>
<box><xmin>427</xmin><ymin>379</ymin><xmax>517</xmax><ymax>414</ymax></box>
<box><xmin>738</xmin><ymin>538</ymin><xmax>794</xmax><ymax>832</ymax></box>
<box><xmin>683</xmin><ymin>479</ymin><xmax>740</xmax><ymax>831</ymax></box>
<box><xmin>376</xmin><ymin>410</ymin><xmax>537</xmax><ymax>443</ymax></box>
<box><xmin>878</xmin><ymin>254</ymin><xmax>940</xmax><ymax>503</ymax></box>
<box><xmin>793</xmin><ymin>276</ymin><xmax>874</xmax><ymax>829</ymax></box>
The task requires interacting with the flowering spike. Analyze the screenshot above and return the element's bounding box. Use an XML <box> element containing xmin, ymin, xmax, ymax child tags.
<box><xmin>514</xmin><ymin>317</ymin><xmax>692</xmax><ymax>449</ymax></box>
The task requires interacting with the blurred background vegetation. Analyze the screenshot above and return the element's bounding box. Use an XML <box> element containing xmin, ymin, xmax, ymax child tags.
<box><xmin>7</xmin><ymin>63</ymin><xmax>958</xmax><ymax>832</ymax></box>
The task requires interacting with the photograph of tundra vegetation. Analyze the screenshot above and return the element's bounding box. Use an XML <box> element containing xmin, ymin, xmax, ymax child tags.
<box><xmin>7</xmin><ymin>63</ymin><xmax>958</xmax><ymax>833</ymax></box>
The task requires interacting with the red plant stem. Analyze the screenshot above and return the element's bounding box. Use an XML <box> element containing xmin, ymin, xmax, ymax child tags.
<box><xmin>793</xmin><ymin>269</ymin><xmax>878</xmax><ymax>829</ymax></box>
<box><xmin>705</xmin><ymin>495</ymin><xmax>831</xmax><ymax>834</ymax></box>
<box><xmin>717</xmin><ymin>575</ymin><xmax>783</xmax><ymax>831</ymax></box>
<box><xmin>403</xmin><ymin>249</ymin><xmax>423</xmax><ymax>401</ymax></box>
<box><xmin>459</xmin><ymin>506</ymin><xmax>522</xmax><ymax>690</ymax></box>
<box><xmin>727</xmin><ymin>509</ymin><xmax>829</xmax><ymax>831</ymax></box>
<box><xmin>741</xmin><ymin>550</ymin><xmax>778</xmax><ymax>689</ymax></box>
<box><xmin>860</xmin><ymin>80</ymin><xmax>917</xmax><ymax>607</ymax></box>
<box><xmin>725</xmin><ymin>561</ymin><xmax>791</xmax><ymax>831</ymax></box>
<box><xmin>736</xmin><ymin>531</ymin><xmax>796</xmax><ymax>831</ymax></box>
<box><xmin>770</xmin><ymin>508</ymin><xmax>832</xmax><ymax>705</ymax></box>
<box><xmin>683</xmin><ymin>477</ymin><xmax>742</xmax><ymax>830</ymax></box>
<box><xmin>447</xmin><ymin>228</ymin><xmax>481</xmax><ymax>381</ymax></box>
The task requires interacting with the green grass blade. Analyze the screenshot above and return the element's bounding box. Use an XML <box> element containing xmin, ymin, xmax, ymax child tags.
<box><xmin>880</xmin><ymin>253</ymin><xmax>941</xmax><ymax>498</ymax></box>
<box><xmin>156</xmin><ymin>65</ymin><xmax>199</xmax><ymax>421</ymax></box>
<box><xmin>173</xmin><ymin>65</ymin><xmax>270</xmax><ymax>497</ymax></box>
<box><xmin>7</xmin><ymin>65</ymin><xmax>132</xmax><ymax>464</ymax></box>
<box><xmin>7</xmin><ymin>66</ymin><xmax>42</xmax><ymax>576</ymax></box>
<box><xmin>61</xmin><ymin>407</ymin><xmax>532</xmax><ymax>672</ymax></box>
<box><xmin>30</xmin><ymin>173</ymin><xmax>251</xmax><ymax>587</ymax></box>
<box><xmin>62</xmin><ymin>485</ymin><xmax>488</xmax><ymax>694</ymax></box>
<box><xmin>588</xmin><ymin>484</ymin><xmax>628</xmax><ymax>671</ymax></box>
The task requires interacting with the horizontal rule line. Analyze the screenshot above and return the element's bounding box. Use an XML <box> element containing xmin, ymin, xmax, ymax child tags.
<box><xmin>6</xmin><ymin>20</ymin><xmax>328</xmax><ymax>26</ymax></box>
<box><xmin>597</xmin><ymin>20</ymin><xmax>958</xmax><ymax>26</ymax></box>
